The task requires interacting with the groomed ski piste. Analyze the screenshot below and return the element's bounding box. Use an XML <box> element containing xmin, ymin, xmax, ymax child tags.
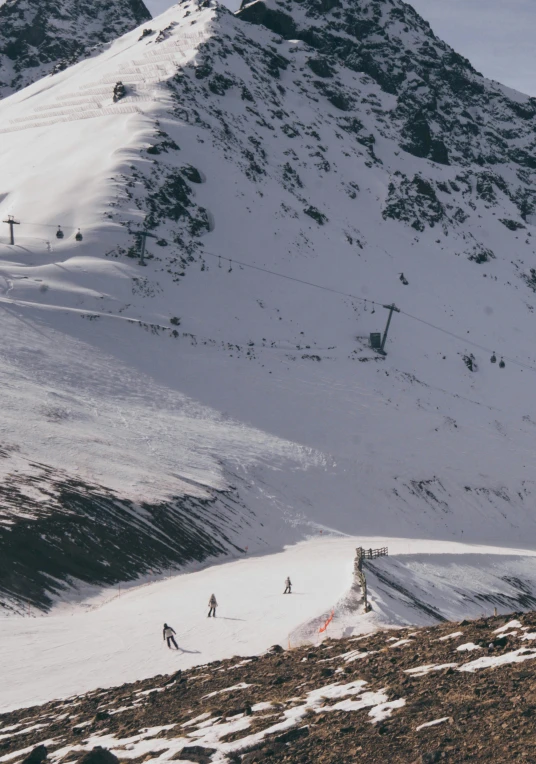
<box><xmin>3</xmin><ymin>535</ymin><xmax>536</xmax><ymax>713</ymax></box>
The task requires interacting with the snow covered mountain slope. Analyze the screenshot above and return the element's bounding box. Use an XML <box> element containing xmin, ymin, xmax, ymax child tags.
<box><xmin>2</xmin><ymin>0</ymin><xmax>536</xmax><ymax>609</ymax></box>
<box><xmin>0</xmin><ymin>0</ymin><xmax>151</xmax><ymax>98</ymax></box>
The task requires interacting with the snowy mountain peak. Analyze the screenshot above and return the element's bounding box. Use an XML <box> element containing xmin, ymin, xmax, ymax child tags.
<box><xmin>2</xmin><ymin>0</ymin><xmax>536</xmax><ymax>609</ymax></box>
<box><xmin>0</xmin><ymin>0</ymin><xmax>151</xmax><ymax>98</ymax></box>
<box><xmin>238</xmin><ymin>0</ymin><xmax>536</xmax><ymax>180</ymax></box>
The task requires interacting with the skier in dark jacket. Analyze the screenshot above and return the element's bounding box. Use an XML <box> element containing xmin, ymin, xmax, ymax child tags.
<box><xmin>208</xmin><ymin>594</ymin><xmax>218</xmax><ymax>617</ymax></box>
<box><xmin>163</xmin><ymin>623</ymin><xmax>178</xmax><ymax>649</ymax></box>
<box><xmin>284</xmin><ymin>576</ymin><xmax>292</xmax><ymax>594</ymax></box>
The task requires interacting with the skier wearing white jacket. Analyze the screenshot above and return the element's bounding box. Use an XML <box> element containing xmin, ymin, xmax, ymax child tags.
<box><xmin>163</xmin><ymin>623</ymin><xmax>178</xmax><ymax>649</ymax></box>
<box><xmin>208</xmin><ymin>594</ymin><xmax>218</xmax><ymax>617</ymax></box>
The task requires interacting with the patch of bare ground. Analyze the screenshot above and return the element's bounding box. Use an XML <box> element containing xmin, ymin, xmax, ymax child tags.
<box><xmin>3</xmin><ymin>613</ymin><xmax>536</xmax><ymax>763</ymax></box>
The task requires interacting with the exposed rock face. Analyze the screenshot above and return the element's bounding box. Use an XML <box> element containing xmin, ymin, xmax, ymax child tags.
<box><xmin>79</xmin><ymin>748</ymin><xmax>120</xmax><ymax>764</ymax></box>
<box><xmin>21</xmin><ymin>745</ymin><xmax>48</xmax><ymax>764</ymax></box>
<box><xmin>102</xmin><ymin>0</ymin><xmax>536</xmax><ymax>267</ymax></box>
<box><xmin>120</xmin><ymin>0</ymin><xmax>536</xmax><ymax>256</ymax></box>
<box><xmin>237</xmin><ymin>0</ymin><xmax>536</xmax><ymax>181</ymax></box>
<box><xmin>0</xmin><ymin>0</ymin><xmax>151</xmax><ymax>98</ymax></box>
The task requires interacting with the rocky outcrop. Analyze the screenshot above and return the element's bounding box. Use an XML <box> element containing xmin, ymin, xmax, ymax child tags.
<box><xmin>0</xmin><ymin>0</ymin><xmax>151</xmax><ymax>98</ymax></box>
<box><xmin>237</xmin><ymin>0</ymin><xmax>536</xmax><ymax>194</ymax></box>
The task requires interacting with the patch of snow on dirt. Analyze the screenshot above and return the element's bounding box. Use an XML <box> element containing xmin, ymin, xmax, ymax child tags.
<box><xmin>416</xmin><ymin>717</ymin><xmax>450</xmax><ymax>731</ymax></box>
<box><xmin>456</xmin><ymin>643</ymin><xmax>482</xmax><ymax>652</ymax></box>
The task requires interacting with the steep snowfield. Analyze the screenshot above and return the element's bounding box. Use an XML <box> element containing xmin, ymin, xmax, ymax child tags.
<box><xmin>1</xmin><ymin>0</ymin><xmax>536</xmax><ymax>608</ymax></box>
<box><xmin>3</xmin><ymin>536</ymin><xmax>536</xmax><ymax>712</ymax></box>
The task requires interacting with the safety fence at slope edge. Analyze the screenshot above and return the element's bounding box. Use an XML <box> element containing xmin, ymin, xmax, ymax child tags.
<box><xmin>287</xmin><ymin>546</ymin><xmax>389</xmax><ymax>648</ymax></box>
<box><xmin>356</xmin><ymin>546</ymin><xmax>388</xmax><ymax>613</ymax></box>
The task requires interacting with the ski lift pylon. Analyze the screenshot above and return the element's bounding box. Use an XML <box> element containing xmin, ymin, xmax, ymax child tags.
<box><xmin>56</xmin><ymin>225</ymin><xmax>64</xmax><ymax>239</ymax></box>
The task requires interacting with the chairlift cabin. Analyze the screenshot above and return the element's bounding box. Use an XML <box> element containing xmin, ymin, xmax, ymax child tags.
<box><xmin>75</xmin><ymin>229</ymin><xmax>83</xmax><ymax>241</ymax></box>
<box><xmin>499</xmin><ymin>358</ymin><xmax>505</xmax><ymax>368</ymax></box>
<box><xmin>56</xmin><ymin>226</ymin><xmax>64</xmax><ymax>239</ymax></box>
<box><xmin>490</xmin><ymin>352</ymin><xmax>497</xmax><ymax>363</ymax></box>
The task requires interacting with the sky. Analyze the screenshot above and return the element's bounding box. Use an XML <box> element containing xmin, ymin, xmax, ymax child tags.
<box><xmin>408</xmin><ymin>0</ymin><xmax>536</xmax><ymax>97</ymax></box>
<box><xmin>145</xmin><ymin>0</ymin><xmax>536</xmax><ymax>97</ymax></box>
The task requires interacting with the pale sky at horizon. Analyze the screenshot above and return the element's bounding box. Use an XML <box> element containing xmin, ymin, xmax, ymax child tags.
<box><xmin>145</xmin><ymin>0</ymin><xmax>536</xmax><ymax>97</ymax></box>
<box><xmin>407</xmin><ymin>0</ymin><xmax>536</xmax><ymax>97</ymax></box>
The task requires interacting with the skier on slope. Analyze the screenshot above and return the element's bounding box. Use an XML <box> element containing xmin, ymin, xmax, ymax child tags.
<box><xmin>208</xmin><ymin>594</ymin><xmax>218</xmax><ymax>618</ymax></box>
<box><xmin>163</xmin><ymin>623</ymin><xmax>179</xmax><ymax>649</ymax></box>
<box><xmin>284</xmin><ymin>576</ymin><xmax>292</xmax><ymax>594</ymax></box>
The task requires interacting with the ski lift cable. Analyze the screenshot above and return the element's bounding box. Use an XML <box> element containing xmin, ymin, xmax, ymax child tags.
<box><xmin>17</xmin><ymin>222</ymin><xmax>81</xmax><ymax>231</ymax></box>
<box><xmin>10</xmin><ymin>221</ymin><xmax>154</xmax><ymax>237</ymax></box>
<box><xmin>201</xmin><ymin>249</ymin><xmax>536</xmax><ymax>373</ymax></box>
<box><xmin>0</xmin><ymin>222</ymin><xmax>384</xmax><ymax>305</ymax></box>
<box><xmin>200</xmin><ymin>249</ymin><xmax>385</xmax><ymax>307</ymax></box>
<box><xmin>399</xmin><ymin>309</ymin><xmax>536</xmax><ymax>373</ymax></box>
<box><xmin>2</xmin><ymin>221</ymin><xmax>535</xmax><ymax>372</ymax></box>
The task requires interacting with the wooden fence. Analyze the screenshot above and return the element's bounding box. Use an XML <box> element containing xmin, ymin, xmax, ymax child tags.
<box><xmin>354</xmin><ymin>547</ymin><xmax>388</xmax><ymax>612</ymax></box>
<box><xmin>356</xmin><ymin>546</ymin><xmax>388</xmax><ymax>565</ymax></box>
<box><xmin>365</xmin><ymin>546</ymin><xmax>388</xmax><ymax>560</ymax></box>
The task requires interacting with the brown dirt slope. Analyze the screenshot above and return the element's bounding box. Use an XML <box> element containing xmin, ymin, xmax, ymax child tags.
<box><xmin>3</xmin><ymin>612</ymin><xmax>536</xmax><ymax>763</ymax></box>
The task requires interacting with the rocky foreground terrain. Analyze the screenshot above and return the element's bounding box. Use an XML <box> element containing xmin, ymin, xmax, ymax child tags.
<box><xmin>4</xmin><ymin>613</ymin><xmax>536</xmax><ymax>763</ymax></box>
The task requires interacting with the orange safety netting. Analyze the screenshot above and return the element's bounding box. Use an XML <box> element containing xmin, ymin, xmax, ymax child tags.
<box><xmin>319</xmin><ymin>609</ymin><xmax>334</xmax><ymax>633</ymax></box>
